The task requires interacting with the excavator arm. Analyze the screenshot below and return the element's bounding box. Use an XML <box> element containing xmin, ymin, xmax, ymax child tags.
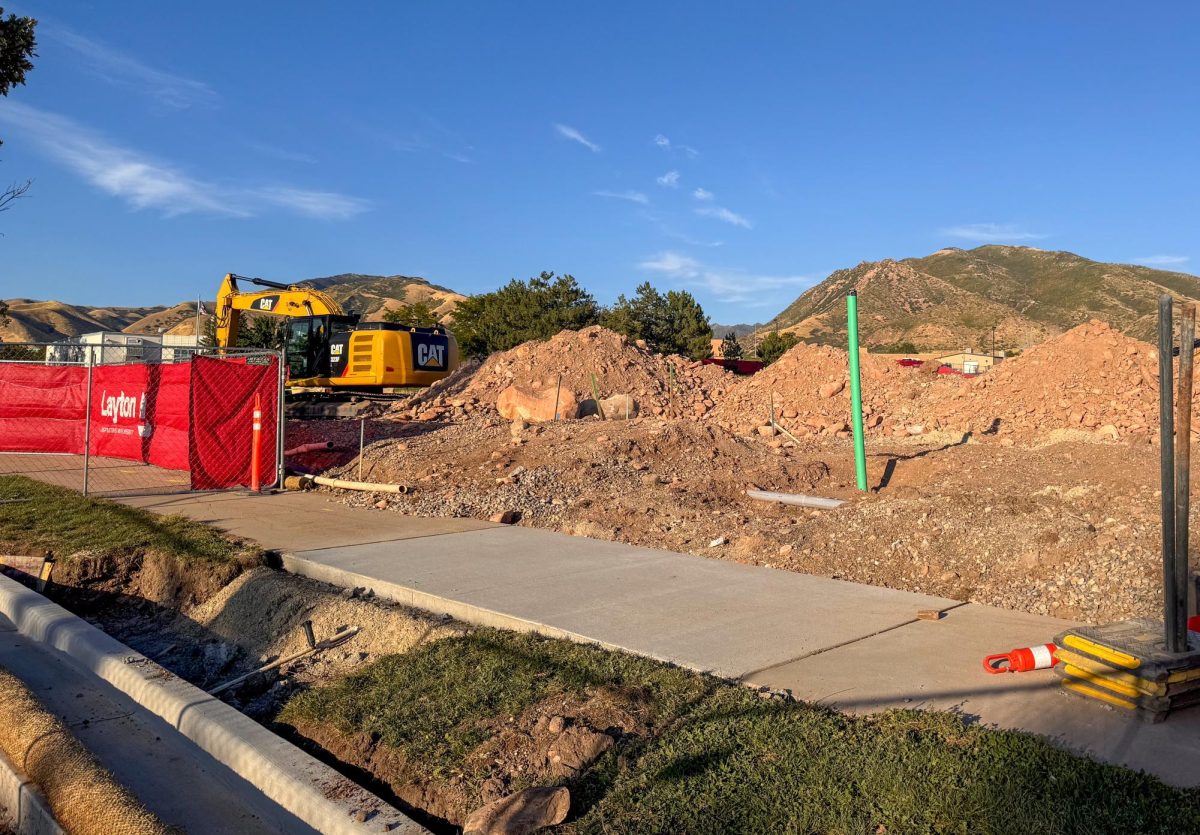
<box><xmin>214</xmin><ymin>273</ymin><xmax>346</xmax><ymax>348</ymax></box>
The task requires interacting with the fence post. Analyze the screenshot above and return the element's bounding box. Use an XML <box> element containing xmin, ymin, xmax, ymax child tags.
<box><xmin>276</xmin><ymin>350</ymin><xmax>286</xmax><ymax>490</ymax></box>
<box><xmin>82</xmin><ymin>362</ymin><xmax>94</xmax><ymax>496</ymax></box>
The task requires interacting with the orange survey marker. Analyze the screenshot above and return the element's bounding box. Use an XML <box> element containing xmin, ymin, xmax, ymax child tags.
<box><xmin>983</xmin><ymin>643</ymin><xmax>1058</xmax><ymax>674</ymax></box>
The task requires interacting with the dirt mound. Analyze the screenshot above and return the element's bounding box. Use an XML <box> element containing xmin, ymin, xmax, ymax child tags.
<box><xmin>709</xmin><ymin>342</ymin><xmax>949</xmax><ymax>438</ymax></box>
<box><xmin>925</xmin><ymin>320</ymin><xmax>1162</xmax><ymax>440</ymax></box>
<box><xmin>390</xmin><ymin>326</ymin><xmax>735</xmax><ymax>422</ymax></box>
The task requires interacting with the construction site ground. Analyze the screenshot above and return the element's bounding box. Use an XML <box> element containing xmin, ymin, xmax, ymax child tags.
<box><xmin>123</xmin><ymin>489</ymin><xmax>1200</xmax><ymax>787</ymax></box>
<box><xmin>1</xmin><ymin>475</ymin><xmax>1197</xmax><ymax>832</ymax></box>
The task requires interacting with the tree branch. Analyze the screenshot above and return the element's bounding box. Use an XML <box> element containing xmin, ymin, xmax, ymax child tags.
<box><xmin>0</xmin><ymin>179</ymin><xmax>31</xmax><ymax>213</ymax></box>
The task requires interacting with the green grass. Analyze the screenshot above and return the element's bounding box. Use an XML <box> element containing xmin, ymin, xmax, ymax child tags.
<box><xmin>284</xmin><ymin>629</ymin><xmax>1200</xmax><ymax>834</ymax></box>
<box><xmin>0</xmin><ymin>475</ymin><xmax>247</xmax><ymax>564</ymax></box>
<box><xmin>577</xmin><ymin>689</ymin><xmax>1200</xmax><ymax>834</ymax></box>
<box><xmin>280</xmin><ymin>629</ymin><xmax>715</xmax><ymax>780</ymax></box>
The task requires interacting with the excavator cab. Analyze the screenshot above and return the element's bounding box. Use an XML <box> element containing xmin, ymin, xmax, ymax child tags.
<box><xmin>285</xmin><ymin>315</ymin><xmax>356</xmax><ymax>381</ymax></box>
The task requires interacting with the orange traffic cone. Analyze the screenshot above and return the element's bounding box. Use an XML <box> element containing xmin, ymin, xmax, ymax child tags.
<box><xmin>983</xmin><ymin>644</ymin><xmax>1058</xmax><ymax>674</ymax></box>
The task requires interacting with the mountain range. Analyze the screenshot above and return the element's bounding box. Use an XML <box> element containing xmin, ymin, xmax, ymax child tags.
<box><xmin>767</xmin><ymin>246</ymin><xmax>1200</xmax><ymax>352</ymax></box>
<box><xmin>5</xmin><ymin>248</ymin><xmax>1200</xmax><ymax>353</ymax></box>
<box><xmin>0</xmin><ymin>274</ymin><xmax>465</xmax><ymax>343</ymax></box>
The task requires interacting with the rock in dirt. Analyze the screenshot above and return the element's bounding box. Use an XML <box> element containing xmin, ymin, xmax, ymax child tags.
<box><xmin>490</xmin><ymin>510</ymin><xmax>522</xmax><ymax>525</ymax></box>
<box><xmin>497</xmin><ymin>385</ymin><xmax>580</xmax><ymax>423</ymax></box>
<box><xmin>819</xmin><ymin>379</ymin><xmax>846</xmax><ymax>399</ymax></box>
<box><xmin>463</xmin><ymin>786</ymin><xmax>571</xmax><ymax>835</ymax></box>
<box><xmin>546</xmin><ymin>727</ymin><xmax>615</xmax><ymax>777</ymax></box>
<box><xmin>598</xmin><ymin>393</ymin><xmax>638</xmax><ymax>420</ymax></box>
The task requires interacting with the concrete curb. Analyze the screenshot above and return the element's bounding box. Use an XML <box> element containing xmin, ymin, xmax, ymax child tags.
<box><xmin>0</xmin><ymin>748</ymin><xmax>61</xmax><ymax>835</ymax></box>
<box><xmin>0</xmin><ymin>573</ymin><xmax>424</xmax><ymax>835</ymax></box>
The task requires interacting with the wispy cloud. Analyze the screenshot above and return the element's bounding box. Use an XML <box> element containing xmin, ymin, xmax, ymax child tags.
<box><xmin>52</xmin><ymin>27</ymin><xmax>218</xmax><ymax>109</ymax></box>
<box><xmin>942</xmin><ymin>223</ymin><xmax>1048</xmax><ymax>242</ymax></box>
<box><xmin>383</xmin><ymin>119</ymin><xmax>475</xmax><ymax>163</ymax></box>
<box><xmin>696</xmin><ymin>205</ymin><xmax>752</xmax><ymax>229</ymax></box>
<box><xmin>1134</xmin><ymin>254</ymin><xmax>1190</xmax><ymax>267</ymax></box>
<box><xmin>639</xmin><ymin>250</ymin><xmax>811</xmax><ymax>304</ymax></box>
<box><xmin>0</xmin><ymin>102</ymin><xmax>368</xmax><ymax>219</ymax></box>
<box><xmin>656</xmin><ymin>170</ymin><xmax>680</xmax><ymax>188</ymax></box>
<box><xmin>692</xmin><ymin>187</ymin><xmax>713</xmax><ymax>201</ymax></box>
<box><xmin>246</xmin><ymin>141</ymin><xmax>316</xmax><ymax>164</ymax></box>
<box><xmin>594</xmin><ymin>189</ymin><xmax>648</xmax><ymax>205</ymax></box>
<box><xmin>653</xmin><ymin>134</ymin><xmax>699</xmax><ymax>158</ymax></box>
<box><xmin>554</xmin><ymin>123</ymin><xmax>601</xmax><ymax>153</ymax></box>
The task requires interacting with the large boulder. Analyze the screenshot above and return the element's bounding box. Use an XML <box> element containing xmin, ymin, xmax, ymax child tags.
<box><xmin>497</xmin><ymin>385</ymin><xmax>579</xmax><ymax>422</ymax></box>
<box><xmin>580</xmin><ymin>393</ymin><xmax>638</xmax><ymax>420</ymax></box>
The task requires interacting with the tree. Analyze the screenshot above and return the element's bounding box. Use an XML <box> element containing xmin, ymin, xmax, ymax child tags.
<box><xmin>873</xmin><ymin>339</ymin><xmax>919</xmax><ymax>355</ymax></box>
<box><xmin>719</xmin><ymin>330</ymin><xmax>743</xmax><ymax>360</ymax></box>
<box><xmin>757</xmin><ymin>330</ymin><xmax>801</xmax><ymax>365</ymax></box>
<box><xmin>0</xmin><ymin>8</ymin><xmax>36</xmax><ymax>109</ymax></box>
<box><xmin>601</xmin><ymin>282</ymin><xmax>712</xmax><ymax>359</ymax></box>
<box><xmin>202</xmin><ymin>312</ymin><xmax>288</xmax><ymax>350</ymax></box>
<box><xmin>383</xmin><ymin>301</ymin><xmax>440</xmax><ymax>327</ymax></box>
<box><xmin>0</xmin><ymin>8</ymin><xmax>37</xmax><ymax>216</ymax></box>
<box><xmin>451</xmin><ymin>272</ymin><xmax>601</xmax><ymax>357</ymax></box>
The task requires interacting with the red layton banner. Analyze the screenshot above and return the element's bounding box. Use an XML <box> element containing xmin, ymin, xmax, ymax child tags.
<box><xmin>89</xmin><ymin>364</ymin><xmax>190</xmax><ymax>471</ymax></box>
<box><xmin>0</xmin><ymin>356</ymin><xmax>278</xmax><ymax>490</ymax></box>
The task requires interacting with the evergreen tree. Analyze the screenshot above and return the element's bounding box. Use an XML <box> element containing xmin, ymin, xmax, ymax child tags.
<box><xmin>451</xmin><ymin>272</ymin><xmax>601</xmax><ymax>357</ymax></box>
<box><xmin>719</xmin><ymin>330</ymin><xmax>743</xmax><ymax>360</ymax></box>
<box><xmin>757</xmin><ymin>330</ymin><xmax>801</xmax><ymax>365</ymax></box>
<box><xmin>601</xmin><ymin>282</ymin><xmax>712</xmax><ymax>359</ymax></box>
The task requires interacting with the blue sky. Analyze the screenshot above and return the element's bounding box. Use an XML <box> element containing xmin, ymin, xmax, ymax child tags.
<box><xmin>1</xmin><ymin>2</ymin><xmax>1197</xmax><ymax>322</ymax></box>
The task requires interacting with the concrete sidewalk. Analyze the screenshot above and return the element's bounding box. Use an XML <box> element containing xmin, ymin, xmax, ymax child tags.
<box><xmin>123</xmin><ymin>490</ymin><xmax>1200</xmax><ymax>787</ymax></box>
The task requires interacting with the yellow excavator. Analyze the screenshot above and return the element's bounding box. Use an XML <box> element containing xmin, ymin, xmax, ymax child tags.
<box><xmin>214</xmin><ymin>273</ymin><xmax>459</xmax><ymax>391</ymax></box>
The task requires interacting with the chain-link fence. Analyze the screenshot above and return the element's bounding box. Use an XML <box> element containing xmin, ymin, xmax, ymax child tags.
<box><xmin>0</xmin><ymin>342</ymin><xmax>283</xmax><ymax>497</ymax></box>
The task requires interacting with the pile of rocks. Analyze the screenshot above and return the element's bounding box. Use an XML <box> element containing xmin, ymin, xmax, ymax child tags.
<box><xmin>708</xmin><ymin>342</ymin><xmax>947</xmax><ymax>438</ymax></box>
<box><xmin>390</xmin><ymin>326</ymin><xmax>734</xmax><ymax>423</ymax></box>
<box><xmin>924</xmin><ymin>320</ymin><xmax>1168</xmax><ymax>441</ymax></box>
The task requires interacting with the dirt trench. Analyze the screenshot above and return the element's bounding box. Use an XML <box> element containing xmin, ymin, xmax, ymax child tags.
<box><xmin>38</xmin><ymin>552</ymin><xmax>645</xmax><ymax>832</ymax></box>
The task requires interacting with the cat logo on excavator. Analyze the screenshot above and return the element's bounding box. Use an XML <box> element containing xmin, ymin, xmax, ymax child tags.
<box><xmin>417</xmin><ymin>343</ymin><xmax>445</xmax><ymax>368</ymax></box>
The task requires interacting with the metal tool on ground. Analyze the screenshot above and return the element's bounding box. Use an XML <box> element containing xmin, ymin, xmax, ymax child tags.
<box><xmin>1055</xmin><ymin>298</ymin><xmax>1200</xmax><ymax>720</ymax></box>
<box><xmin>983</xmin><ymin>643</ymin><xmax>1058</xmax><ymax>674</ymax></box>
<box><xmin>209</xmin><ymin>621</ymin><xmax>360</xmax><ymax>696</ymax></box>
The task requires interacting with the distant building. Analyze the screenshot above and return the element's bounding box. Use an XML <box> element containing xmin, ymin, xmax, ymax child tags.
<box><xmin>936</xmin><ymin>350</ymin><xmax>1002</xmax><ymax>374</ymax></box>
<box><xmin>46</xmin><ymin>332</ymin><xmax>200</xmax><ymax>366</ymax></box>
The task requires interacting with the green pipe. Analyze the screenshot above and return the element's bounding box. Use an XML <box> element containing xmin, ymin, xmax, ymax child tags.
<box><xmin>847</xmin><ymin>291</ymin><xmax>868</xmax><ymax>491</ymax></box>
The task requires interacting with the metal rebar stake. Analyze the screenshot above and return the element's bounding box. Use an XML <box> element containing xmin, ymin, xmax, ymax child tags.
<box><xmin>1160</xmin><ymin>295</ymin><xmax>1180</xmax><ymax>651</ymax></box>
<box><xmin>82</xmin><ymin>362</ymin><xmax>94</xmax><ymax>496</ymax></box>
<box><xmin>1173</xmin><ymin>303</ymin><xmax>1196</xmax><ymax>652</ymax></box>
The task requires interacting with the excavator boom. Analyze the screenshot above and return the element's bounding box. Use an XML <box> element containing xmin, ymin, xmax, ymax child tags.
<box><xmin>214</xmin><ymin>273</ymin><xmax>345</xmax><ymax>348</ymax></box>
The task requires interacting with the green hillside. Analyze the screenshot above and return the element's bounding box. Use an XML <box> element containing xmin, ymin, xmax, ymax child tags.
<box><xmin>768</xmin><ymin>246</ymin><xmax>1200</xmax><ymax>352</ymax></box>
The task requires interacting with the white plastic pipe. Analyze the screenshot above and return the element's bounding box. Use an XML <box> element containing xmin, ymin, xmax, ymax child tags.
<box><xmin>745</xmin><ymin>489</ymin><xmax>844</xmax><ymax>510</ymax></box>
<box><xmin>310</xmin><ymin>475</ymin><xmax>409</xmax><ymax>494</ymax></box>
